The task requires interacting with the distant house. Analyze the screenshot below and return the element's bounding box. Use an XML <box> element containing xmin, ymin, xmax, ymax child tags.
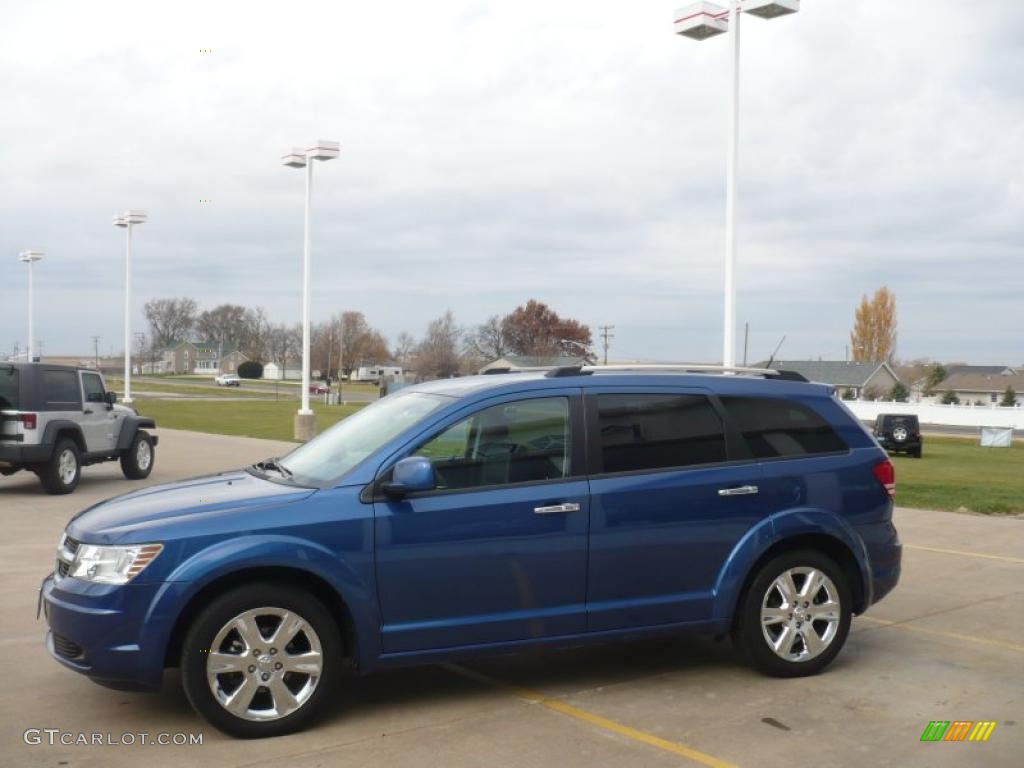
<box><xmin>479</xmin><ymin>354</ymin><xmax>588</xmax><ymax>374</ymax></box>
<box><xmin>932</xmin><ymin>370</ymin><xmax>1024</xmax><ymax>405</ymax></box>
<box><xmin>760</xmin><ymin>360</ymin><xmax>902</xmax><ymax>399</ymax></box>
<box><xmin>161</xmin><ymin>341</ymin><xmax>249</xmax><ymax>375</ymax></box>
<box><xmin>263</xmin><ymin>360</ymin><xmax>302</xmax><ymax>381</ymax></box>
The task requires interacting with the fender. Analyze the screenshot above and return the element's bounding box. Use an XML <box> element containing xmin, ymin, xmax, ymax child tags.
<box><xmin>116</xmin><ymin>416</ymin><xmax>157</xmax><ymax>451</ymax></box>
<box><xmin>140</xmin><ymin>534</ymin><xmax>382</xmax><ymax>674</ymax></box>
<box><xmin>41</xmin><ymin>419</ymin><xmax>85</xmax><ymax>449</ymax></box>
<box><xmin>710</xmin><ymin>506</ymin><xmax>872</xmax><ymax>622</ymax></box>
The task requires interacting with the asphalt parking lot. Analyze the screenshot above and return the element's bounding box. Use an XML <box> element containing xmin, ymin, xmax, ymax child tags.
<box><xmin>1</xmin><ymin>429</ymin><xmax>1021</xmax><ymax>767</ymax></box>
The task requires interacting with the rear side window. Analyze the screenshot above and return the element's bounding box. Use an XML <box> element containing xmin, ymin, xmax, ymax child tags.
<box><xmin>0</xmin><ymin>368</ymin><xmax>18</xmax><ymax>409</ymax></box>
<box><xmin>720</xmin><ymin>396</ymin><xmax>847</xmax><ymax>458</ymax></box>
<box><xmin>595</xmin><ymin>394</ymin><xmax>726</xmax><ymax>473</ymax></box>
<box><xmin>43</xmin><ymin>370</ymin><xmax>80</xmax><ymax>411</ymax></box>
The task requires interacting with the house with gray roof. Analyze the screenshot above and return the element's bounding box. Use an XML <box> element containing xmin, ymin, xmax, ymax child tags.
<box><xmin>758</xmin><ymin>360</ymin><xmax>902</xmax><ymax>399</ymax></box>
<box><xmin>160</xmin><ymin>340</ymin><xmax>249</xmax><ymax>375</ymax></box>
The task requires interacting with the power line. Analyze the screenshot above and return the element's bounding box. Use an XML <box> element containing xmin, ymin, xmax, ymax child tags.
<box><xmin>598</xmin><ymin>325</ymin><xmax>615</xmax><ymax>365</ymax></box>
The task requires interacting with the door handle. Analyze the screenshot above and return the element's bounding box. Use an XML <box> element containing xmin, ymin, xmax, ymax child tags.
<box><xmin>534</xmin><ymin>502</ymin><xmax>581</xmax><ymax>515</ymax></box>
<box><xmin>718</xmin><ymin>485</ymin><xmax>759</xmax><ymax>497</ymax></box>
<box><xmin>83</xmin><ymin>410</ymin><xmax>93</xmax><ymax>415</ymax></box>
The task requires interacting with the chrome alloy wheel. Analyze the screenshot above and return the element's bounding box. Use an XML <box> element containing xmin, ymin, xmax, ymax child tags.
<box><xmin>760</xmin><ymin>567</ymin><xmax>841</xmax><ymax>662</ymax></box>
<box><xmin>58</xmin><ymin>449</ymin><xmax>77</xmax><ymax>485</ymax></box>
<box><xmin>206</xmin><ymin>608</ymin><xmax>323</xmax><ymax>721</ymax></box>
<box><xmin>892</xmin><ymin>426</ymin><xmax>908</xmax><ymax>442</ymax></box>
<box><xmin>136</xmin><ymin>439</ymin><xmax>152</xmax><ymax>471</ymax></box>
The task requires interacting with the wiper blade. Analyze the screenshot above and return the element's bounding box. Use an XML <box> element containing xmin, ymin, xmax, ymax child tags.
<box><xmin>254</xmin><ymin>457</ymin><xmax>293</xmax><ymax>478</ymax></box>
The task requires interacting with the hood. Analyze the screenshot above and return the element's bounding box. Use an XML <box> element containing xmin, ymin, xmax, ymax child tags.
<box><xmin>66</xmin><ymin>469</ymin><xmax>317</xmax><ymax>542</ymax></box>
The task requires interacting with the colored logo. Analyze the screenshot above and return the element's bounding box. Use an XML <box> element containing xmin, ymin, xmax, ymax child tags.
<box><xmin>920</xmin><ymin>721</ymin><xmax>996</xmax><ymax>742</ymax></box>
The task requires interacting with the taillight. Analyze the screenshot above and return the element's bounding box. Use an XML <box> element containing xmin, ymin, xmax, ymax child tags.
<box><xmin>872</xmin><ymin>459</ymin><xmax>895</xmax><ymax>498</ymax></box>
<box><xmin>19</xmin><ymin>413</ymin><xmax>38</xmax><ymax>430</ymax></box>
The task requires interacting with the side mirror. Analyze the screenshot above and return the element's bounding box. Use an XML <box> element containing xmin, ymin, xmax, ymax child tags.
<box><xmin>382</xmin><ymin>456</ymin><xmax>435</xmax><ymax>498</ymax></box>
<box><xmin>104</xmin><ymin>391</ymin><xmax>117</xmax><ymax>406</ymax></box>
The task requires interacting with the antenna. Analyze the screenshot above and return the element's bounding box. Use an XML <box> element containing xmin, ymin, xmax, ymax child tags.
<box><xmin>766</xmin><ymin>335</ymin><xmax>786</xmax><ymax>368</ymax></box>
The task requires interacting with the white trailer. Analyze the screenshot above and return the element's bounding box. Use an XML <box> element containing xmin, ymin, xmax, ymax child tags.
<box><xmin>351</xmin><ymin>365</ymin><xmax>402</xmax><ymax>383</ymax></box>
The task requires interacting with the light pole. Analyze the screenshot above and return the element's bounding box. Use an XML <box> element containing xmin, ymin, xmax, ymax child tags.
<box><xmin>113</xmin><ymin>210</ymin><xmax>147</xmax><ymax>404</ymax></box>
<box><xmin>674</xmin><ymin>0</ymin><xmax>800</xmax><ymax>367</ymax></box>
<box><xmin>18</xmin><ymin>250</ymin><xmax>44</xmax><ymax>362</ymax></box>
<box><xmin>281</xmin><ymin>140</ymin><xmax>340</xmax><ymax>440</ymax></box>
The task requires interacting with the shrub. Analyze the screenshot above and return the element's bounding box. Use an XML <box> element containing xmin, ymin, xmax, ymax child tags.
<box><xmin>237</xmin><ymin>360</ymin><xmax>264</xmax><ymax>379</ymax></box>
<box><xmin>841</xmin><ymin>389</ymin><xmax>856</xmax><ymax>401</ymax></box>
<box><xmin>889</xmin><ymin>382</ymin><xmax>909</xmax><ymax>402</ymax></box>
<box><xmin>1001</xmin><ymin>386</ymin><xmax>1018</xmax><ymax>407</ymax></box>
<box><xmin>940</xmin><ymin>390</ymin><xmax>960</xmax><ymax>405</ymax></box>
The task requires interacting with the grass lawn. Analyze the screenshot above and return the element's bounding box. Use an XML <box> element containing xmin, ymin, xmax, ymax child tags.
<box><xmin>135</xmin><ymin>399</ymin><xmax>365</xmax><ymax>442</ymax></box>
<box><xmin>154</xmin><ymin>374</ymin><xmax>380</xmax><ymax>395</ymax></box>
<box><xmin>891</xmin><ymin>436</ymin><xmax>1023</xmax><ymax>515</ymax></box>
<box><xmin>106</xmin><ymin>378</ymin><xmax>268</xmax><ymax>399</ymax></box>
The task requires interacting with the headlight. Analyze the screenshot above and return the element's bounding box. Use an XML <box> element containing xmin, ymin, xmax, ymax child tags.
<box><xmin>67</xmin><ymin>542</ymin><xmax>163</xmax><ymax>584</ymax></box>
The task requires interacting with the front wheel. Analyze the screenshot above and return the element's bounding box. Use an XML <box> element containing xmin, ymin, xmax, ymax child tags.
<box><xmin>180</xmin><ymin>583</ymin><xmax>342</xmax><ymax>738</ymax></box>
<box><xmin>120</xmin><ymin>430</ymin><xmax>155</xmax><ymax>479</ymax></box>
<box><xmin>735</xmin><ymin>550</ymin><xmax>852</xmax><ymax>677</ymax></box>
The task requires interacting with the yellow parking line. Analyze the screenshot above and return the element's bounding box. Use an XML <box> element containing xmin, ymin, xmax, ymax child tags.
<box><xmin>904</xmin><ymin>544</ymin><xmax>1024</xmax><ymax>565</ymax></box>
<box><xmin>858</xmin><ymin>616</ymin><xmax>1024</xmax><ymax>654</ymax></box>
<box><xmin>445</xmin><ymin>663</ymin><xmax>737</xmax><ymax>768</ymax></box>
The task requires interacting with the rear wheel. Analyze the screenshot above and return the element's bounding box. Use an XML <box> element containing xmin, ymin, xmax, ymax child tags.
<box><xmin>736</xmin><ymin>550</ymin><xmax>852</xmax><ymax>677</ymax></box>
<box><xmin>181</xmin><ymin>583</ymin><xmax>342</xmax><ymax>738</ymax></box>
<box><xmin>40</xmin><ymin>438</ymin><xmax>81</xmax><ymax>495</ymax></box>
<box><xmin>120</xmin><ymin>430</ymin><xmax>155</xmax><ymax>479</ymax></box>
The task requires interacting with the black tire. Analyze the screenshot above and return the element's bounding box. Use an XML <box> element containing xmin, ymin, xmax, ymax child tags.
<box><xmin>180</xmin><ymin>583</ymin><xmax>343</xmax><ymax>738</ymax></box>
<box><xmin>40</xmin><ymin>438</ymin><xmax>81</xmax><ymax>495</ymax></box>
<box><xmin>735</xmin><ymin>549</ymin><xmax>852</xmax><ymax>678</ymax></box>
<box><xmin>120</xmin><ymin>430</ymin><xmax>155</xmax><ymax>480</ymax></box>
<box><xmin>911</xmin><ymin>447</ymin><xmax>922</xmax><ymax>458</ymax></box>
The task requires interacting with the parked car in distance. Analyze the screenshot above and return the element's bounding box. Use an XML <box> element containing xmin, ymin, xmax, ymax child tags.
<box><xmin>873</xmin><ymin>413</ymin><xmax>922</xmax><ymax>457</ymax></box>
<box><xmin>214</xmin><ymin>373</ymin><xmax>241</xmax><ymax>387</ymax></box>
<box><xmin>41</xmin><ymin>365</ymin><xmax>901</xmax><ymax>738</ymax></box>
<box><xmin>308</xmin><ymin>381</ymin><xmax>329</xmax><ymax>394</ymax></box>
<box><xmin>1</xmin><ymin>363</ymin><xmax>157</xmax><ymax>494</ymax></box>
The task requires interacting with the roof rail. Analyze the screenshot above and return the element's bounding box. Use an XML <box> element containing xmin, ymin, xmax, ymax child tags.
<box><xmin>580</xmin><ymin>364</ymin><xmax>808</xmax><ymax>381</ymax></box>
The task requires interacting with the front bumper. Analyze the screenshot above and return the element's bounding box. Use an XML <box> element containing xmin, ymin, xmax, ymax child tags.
<box><xmin>40</xmin><ymin>573</ymin><xmax>182</xmax><ymax>691</ymax></box>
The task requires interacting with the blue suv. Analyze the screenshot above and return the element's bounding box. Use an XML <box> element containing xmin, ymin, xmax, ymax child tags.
<box><xmin>41</xmin><ymin>366</ymin><xmax>901</xmax><ymax>738</ymax></box>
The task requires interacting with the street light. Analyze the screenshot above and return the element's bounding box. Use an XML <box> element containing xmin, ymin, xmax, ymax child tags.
<box><xmin>18</xmin><ymin>250</ymin><xmax>45</xmax><ymax>362</ymax></box>
<box><xmin>113</xmin><ymin>210</ymin><xmax>147</xmax><ymax>404</ymax></box>
<box><xmin>281</xmin><ymin>140</ymin><xmax>340</xmax><ymax>440</ymax></box>
<box><xmin>674</xmin><ymin>0</ymin><xmax>800</xmax><ymax>367</ymax></box>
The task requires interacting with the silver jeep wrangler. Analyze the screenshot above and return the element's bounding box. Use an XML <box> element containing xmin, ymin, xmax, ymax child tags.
<box><xmin>0</xmin><ymin>363</ymin><xmax>158</xmax><ymax>494</ymax></box>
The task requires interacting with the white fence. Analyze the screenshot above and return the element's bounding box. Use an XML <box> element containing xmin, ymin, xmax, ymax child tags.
<box><xmin>845</xmin><ymin>400</ymin><xmax>1024</xmax><ymax>430</ymax></box>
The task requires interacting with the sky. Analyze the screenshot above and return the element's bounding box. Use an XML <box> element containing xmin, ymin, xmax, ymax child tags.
<box><xmin>1</xmin><ymin>0</ymin><xmax>1022</xmax><ymax>365</ymax></box>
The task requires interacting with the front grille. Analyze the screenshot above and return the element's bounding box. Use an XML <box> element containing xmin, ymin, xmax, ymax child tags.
<box><xmin>55</xmin><ymin>534</ymin><xmax>79</xmax><ymax>579</ymax></box>
<box><xmin>52</xmin><ymin>634</ymin><xmax>85</xmax><ymax>661</ymax></box>
<box><xmin>64</xmin><ymin>536</ymin><xmax>80</xmax><ymax>555</ymax></box>
<box><xmin>57</xmin><ymin>560</ymin><xmax>70</xmax><ymax>577</ymax></box>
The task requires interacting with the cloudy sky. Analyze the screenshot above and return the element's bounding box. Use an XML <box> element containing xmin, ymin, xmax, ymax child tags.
<box><xmin>1</xmin><ymin>0</ymin><xmax>1022</xmax><ymax>364</ymax></box>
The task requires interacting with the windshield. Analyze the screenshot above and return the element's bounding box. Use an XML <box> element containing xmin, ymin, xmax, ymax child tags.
<box><xmin>278</xmin><ymin>391</ymin><xmax>450</xmax><ymax>484</ymax></box>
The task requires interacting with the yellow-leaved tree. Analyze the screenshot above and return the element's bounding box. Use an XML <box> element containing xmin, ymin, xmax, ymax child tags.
<box><xmin>850</xmin><ymin>287</ymin><xmax>897</xmax><ymax>362</ymax></box>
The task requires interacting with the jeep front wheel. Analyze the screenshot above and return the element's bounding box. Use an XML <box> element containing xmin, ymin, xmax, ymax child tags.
<box><xmin>120</xmin><ymin>430</ymin><xmax>155</xmax><ymax>480</ymax></box>
<box><xmin>41</xmin><ymin>438</ymin><xmax>81</xmax><ymax>495</ymax></box>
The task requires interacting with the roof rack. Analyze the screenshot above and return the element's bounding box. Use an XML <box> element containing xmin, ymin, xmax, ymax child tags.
<box><xmin>540</xmin><ymin>364</ymin><xmax>807</xmax><ymax>381</ymax></box>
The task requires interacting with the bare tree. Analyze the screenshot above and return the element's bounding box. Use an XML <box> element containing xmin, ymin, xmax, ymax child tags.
<box><xmin>267</xmin><ymin>324</ymin><xmax>301</xmax><ymax>377</ymax></box>
<box><xmin>196</xmin><ymin>304</ymin><xmax>251</xmax><ymax>350</ymax></box>
<box><xmin>465</xmin><ymin>315</ymin><xmax>509</xmax><ymax>361</ymax></box>
<box><xmin>143</xmin><ymin>298</ymin><xmax>197</xmax><ymax>349</ymax></box>
<box><xmin>414</xmin><ymin>311</ymin><xmax>462</xmax><ymax>380</ymax></box>
<box><xmin>393</xmin><ymin>332</ymin><xmax>416</xmax><ymax>369</ymax></box>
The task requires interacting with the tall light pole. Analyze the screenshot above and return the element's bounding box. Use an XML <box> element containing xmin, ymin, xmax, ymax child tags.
<box><xmin>18</xmin><ymin>250</ymin><xmax>45</xmax><ymax>362</ymax></box>
<box><xmin>674</xmin><ymin>0</ymin><xmax>800</xmax><ymax>367</ymax></box>
<box><xmin>281</xmin><ymin>140</ymin><xmax>340</xmax><ymax>441</ymax></box>
<box><xmin>113</xmin><ymin>210</ymin><xmax>147</xmax><ymax>404</ymax></box>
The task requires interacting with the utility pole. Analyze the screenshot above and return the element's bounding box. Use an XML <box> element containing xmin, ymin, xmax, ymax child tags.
<box><xmin>92</xmin><ymin>336</ymin><xmax>101</xmax><ymax>370</ymax></box>
<box><xmin>598</xmin><ymin>325</ymin><xmax>615</xmax><ymax>365</ymax></box>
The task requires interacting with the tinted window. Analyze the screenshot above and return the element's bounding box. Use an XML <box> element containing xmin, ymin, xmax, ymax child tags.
<box><xmin>596</xmin><ymin>394</ymin><xmax>726</xmax><ymax>473</ymax></box>
<box><xmin>82</xmin><ymin>373</ymin><xmax>105</xmax><ymax>403</ymax></box>
<box><xmin>43</xmin><ymin>370</ymin><xmax>80</xmax><ymax>410</ymax></box>
<box><xmin>0</xmin><ymin>368</ymin><xmax>18</xmax><ymax>409</ymax></box>
<box><xmin>720</xmin><ymin>396</ymin><xmax>846</xmax><ymax>458</ymax></box>
<box><xmin>415</xmin><ymin>397</ymin><xmax>570</xmax><ymax>490</ymax></box>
